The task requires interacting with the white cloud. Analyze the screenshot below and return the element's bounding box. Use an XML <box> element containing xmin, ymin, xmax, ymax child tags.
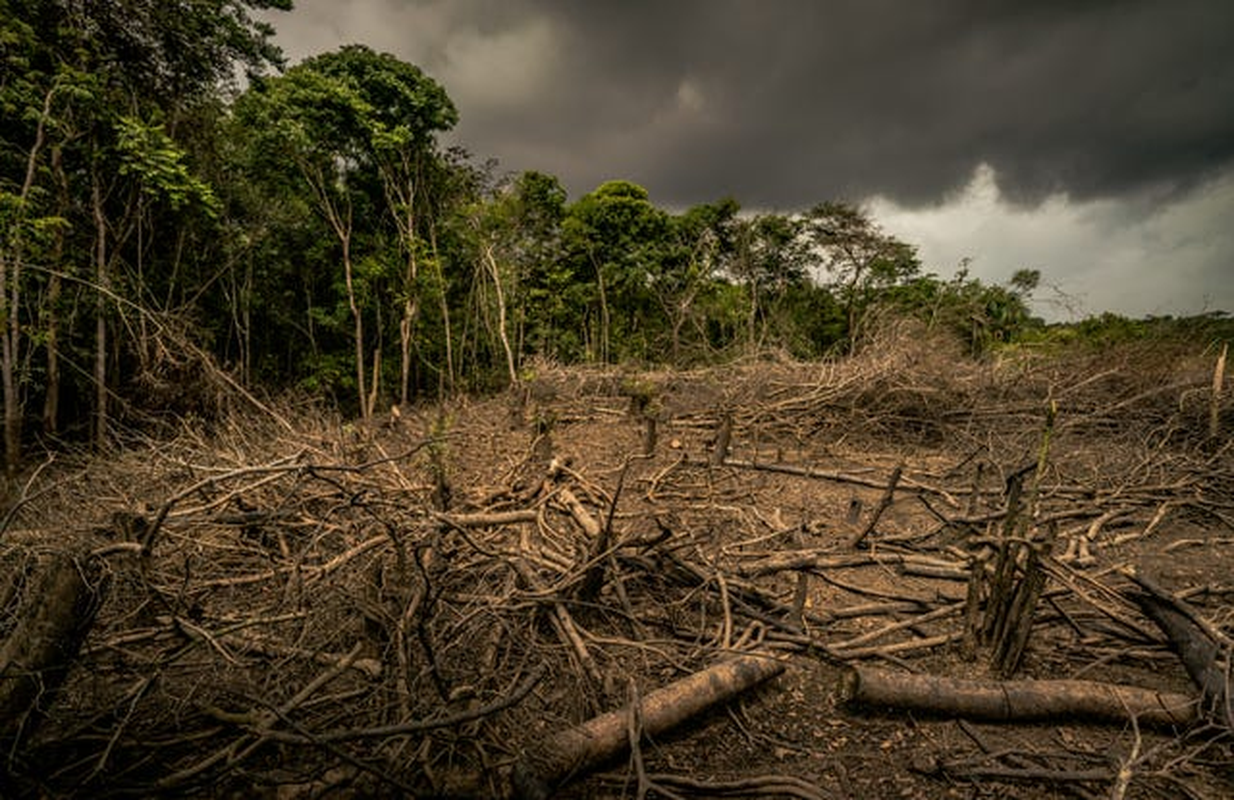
<box><xmin>868</xmin><ymin>163</ymin><xmax>1234</xmax><ymax>321</ymax></box>
<box><xmin>675</xmin><ymin>78</ymin><xmax>705</xmax><ymax>114</ymax></box>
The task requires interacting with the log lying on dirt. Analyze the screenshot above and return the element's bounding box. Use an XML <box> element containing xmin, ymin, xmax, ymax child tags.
<box><xmin>1125</xmin><ymin>571</ymin><xmax>1233</xmax><ymax>729</ymax></box>
<box><xmin>840</xmin><ymin>665</ymin><xmax>1198</xmax><ymax>728</ymax></box>
<box><xmin>1</xmin><ymin>549</ymin><xmax>107</xmax><ymax>743</ymax></box>
<box><xmin>511</xmin><ymin>653</ymin><xmax>786</xmax><ymax>800</ymax></box>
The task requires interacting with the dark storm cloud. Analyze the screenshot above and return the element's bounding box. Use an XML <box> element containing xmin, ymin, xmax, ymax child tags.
<box><xmin>500</xmin><ymin>0</ymin><xmax>1234</xmax><ymax>206</ymax></box>
<box><xmin>269</xmin><ymin>1</ymin><xmax>1234</xmax><ymax>207</ymax></box>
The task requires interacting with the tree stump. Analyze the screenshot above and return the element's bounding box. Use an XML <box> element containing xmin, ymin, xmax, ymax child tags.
<box><xmin>1</xmin><ymin>547</ymin><xmax>108</xmax><ymax>744</ymax></box>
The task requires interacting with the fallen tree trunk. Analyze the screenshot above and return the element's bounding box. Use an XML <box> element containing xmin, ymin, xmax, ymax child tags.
<box><xmin>1</xmin><ymin>549</ymin><xmax>107</xmax><ymax>744</ymax></box>
<box><xmin>512</xmin><ymin>653</ymin><xmax>786</xmax><ymax>800</ymax></box>
<box><xmin>840</xmin><ymin>665</ymin><xmax>1197</xmax><ymax>728</ymax></box>
<box><xmin>1125</xmin><ymin>571</ymin><xmax>1233</xmax><ymax>729</ymax></box>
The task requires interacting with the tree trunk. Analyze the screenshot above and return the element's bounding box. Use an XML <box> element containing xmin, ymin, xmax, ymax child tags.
<box><xmin>1</xmin><ymin>549</ymin><xmax>107</xmax><ymax>744</ymax></box>
<box><xmin>399</xmin><ymin>305</ymin><xmax>414</xmax><ymax>405</ymax></box>
<box><xmin>1126</xmin><ymin>572</ymin><xmax>1233</xmax><ymax>730</ymax></box>
<box><xmin>840</xmin><ymin>665</ymin><xmax>1197</xmax><ymax>728</ymax></box>
<box><xmin>398</xmin><ymin>234</ymin><xmax>417</xmax><ymax>407</ymax></box>
<box><xmin>92</xmin><ymin>167</ymin><xmax>109</xmax><ymax>451</ymax></box>
<box><xmin>483</xmin><ymin>244</ymin><xmax>518</xmax><ymax>386</ymax></box>
<box><xmin>512</xmin><ymin>654</ymin><xmax>785</xmax><ymax>799</ymax></box>
<box><xmin>42</xmin><ymin>146</ymin><xmax>70</xmax><ymax>436</ymax></box>
<box><xmin>41</xmin><ymin>266</ymin><xmax>60</xmax><ymax>435</ymax></box>
<box><xmin>595</xmin><ymin>257</ymin><xmax>611</xmax><ymax>364</ymax></box>
<box><xmin>382</xmin><ymin>161</ymin><xmax>420</xmax><ymax>406</ymax></box>
<box><xmin>304</xmin><ymin>161</ymin><xmax>366</xmax><ymax>418</ymax></box>
<box><xmin>1212</xmin><ymin>342</ymin><xmax>1228</xmax><ymax>442</ymax></box>
<box><xmin>0</xmin><ymin>245</ymin><xmax>16</xmax><ymax>478</ymax></box>
<box><xmin>428</xmin><ymin>220</ymin><xmax>454</xmax><ymax>396</ymax></box>
<box><xmin>3</xmin><ymin>226</ymin><xmax>20</xmax><ymax>479</ymax></box>
<box><xmin>340</xmin><ymin>229</ymin><xmax>368</xmax><ymax>420</ymax></box>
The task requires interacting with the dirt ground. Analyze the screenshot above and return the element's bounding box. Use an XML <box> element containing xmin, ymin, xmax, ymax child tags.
<box><xmin>2</xmin><ymin>325</ymin><xmax>1232</xmax><ymax>798</ymax></box>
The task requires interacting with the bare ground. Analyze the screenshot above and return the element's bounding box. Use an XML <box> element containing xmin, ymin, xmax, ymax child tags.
<box><xmin>2</xmin><ymin>323</ymin><xmax>1231</xmax><ymax>798</ymax></box>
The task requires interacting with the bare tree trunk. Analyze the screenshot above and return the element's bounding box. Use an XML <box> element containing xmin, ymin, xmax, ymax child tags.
<box><xmin>92</xmin><ymin>168</ymin><xmax>109</xmax><ymax>451</ymax></box>
<box><xmin>302</xmin><ymin>160</ymin><xmax>367</xmax><ymax>418</ymax></box>
<box><xmin>42</xmin><ymin>267</ymin><xmax>60</xmax><ymax>435</ymax></box>
<box><xmin>2</xmin><ymin>229</ymin><xmax>21</xmax><ymax>477</ymax></box>
<box><xmin>341</xmin><ymin>234</ymin><xmax>368</xmax><ymax>420</ymax></box>
<box><xmin>1212</xmin><ymin>342</ymin><xmax>1228</xmax><ymax>442</ymax></box>
<box><xmin>386</xmin><ymin>165</ymin><xmax>420</xmax><ymax>406</ymax></box>
<box><xmin>367</xmin><ymin>299</ymin><xmax>383</xmax><ymax>418</ymax></box>
<box><xmin>42</xmin><ymin>145</ymin><xmax>70</xmax><ymax>435</ymax></box>
<box><xmin>483</xmin><ymin>244</ymin><xmax>518</xmax><ymax>386</ymax></box>
<box><xmin>0</xmin><ymin>249</ymin><xmax>17</xmax><ymax>479</ymax></box>
<box><xmin>398</xmin><ymin>222</ymin><xmax>417</xmax><ymax>406</ymax></box>
<box><xmin>399</xmin><ymin>309</ymin><xmax>413</xmax><ymax>405</ymax></box>
<box><xmin>432</xmin><ymin>233</ymin><xmax>454</xmax><ymax>394</ymax></box>
<box><xmin>594</xmin><ymin>255</ymin><xmax>610</xmax><ymax>364</ymax></box>
<box><xmin>367</xmin><ymin>345</ymin><xmax>381</xmax><ymax>421</ymax></box>
<box><xmin>242</xmin><ymin>253</ymin><xmax>253</xmax><ymax>387</ymax></box>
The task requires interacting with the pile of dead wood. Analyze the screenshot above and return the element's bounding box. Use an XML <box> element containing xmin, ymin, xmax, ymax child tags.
<box><xmin>1</xmin><ymin>346</ymin><xmax>1230</xmax><ymax>798</ymax></box>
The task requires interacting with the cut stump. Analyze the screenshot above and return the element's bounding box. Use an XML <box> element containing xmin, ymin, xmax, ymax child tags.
<box><xmin>1</xmin><ymin>548</ymin><xmax>107</xmax><ymax>744</ymax></box>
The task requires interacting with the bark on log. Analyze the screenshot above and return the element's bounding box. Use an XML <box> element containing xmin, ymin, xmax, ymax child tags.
<box><xmin>1</xmin><ymin>549</ymin><xmax>107</xmax><ymax>743</ymax></box>
<box><xmin>1125</xmin><ymin>572</ymin><xmax>1233</xmax><ymax>729</ymax></box>
<box><xmin>840</xmin><ymin>665</ymin><xmax>1198</xmax><ymax>728</ymax></box>
<box><xmin>512</xmin><ymin>653</ymin><xmax>786</xmax><ymax>799</ymax></box>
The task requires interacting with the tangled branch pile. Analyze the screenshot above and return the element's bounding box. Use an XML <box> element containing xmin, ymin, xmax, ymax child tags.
<box><xmin>2</xmin><ymin>326</ymin><xmax>1232</xmax><ymax>798</ymax></box>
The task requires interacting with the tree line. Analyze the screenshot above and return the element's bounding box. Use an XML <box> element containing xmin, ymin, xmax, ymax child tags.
<box><xmin>0</xmin><ymin>0</ymin><xmax>1042</xmax><ymax>477</ymax></box>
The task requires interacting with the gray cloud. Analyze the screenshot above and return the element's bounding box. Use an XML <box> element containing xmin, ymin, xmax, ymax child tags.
<box><xmin>267</xmin><ymin>1</ymin><xmax>1234</xmax><ymax>206</ymax></box>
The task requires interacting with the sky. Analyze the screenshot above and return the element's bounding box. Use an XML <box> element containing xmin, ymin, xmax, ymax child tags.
<box><xmin>258</xmin><ymin>0</ymin><xmax>1234</xmax><ymax>320</ymax></box>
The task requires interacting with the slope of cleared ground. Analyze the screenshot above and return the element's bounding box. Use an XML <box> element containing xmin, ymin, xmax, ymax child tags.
<box><xmin>2</xmin><ymin>323</ymin><xmax>1231</xmax><ymax>798</ymax></box>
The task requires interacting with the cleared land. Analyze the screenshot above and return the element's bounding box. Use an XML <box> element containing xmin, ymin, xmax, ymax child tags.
<box><xmin>2</xmin><ymin>324</ymin><xmax>1231</xmax><ymax>798</ymax></box>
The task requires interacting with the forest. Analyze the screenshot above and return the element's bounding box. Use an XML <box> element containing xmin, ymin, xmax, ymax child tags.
<box><xmin>2</xmin><ymin>3</ymin><xmax>1231</xmax><ymax>799</ymax></box>
<box><xmin>0</xmin><ymin>0</ymin><xmax>1064</xmax><ymax>475</ymax></box>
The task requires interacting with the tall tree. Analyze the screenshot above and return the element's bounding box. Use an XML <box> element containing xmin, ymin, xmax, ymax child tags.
<box><xmin>728</xmin><ymin>213</ymin><xmax>807</xmax><ymax>352</ymax></box>
<box><xmin>562</xmin><ymin>180</ymin><xmax>670</xmax><ymax>362</ymax></box>
<box><xmin>233</xmin><ymin>45</ymin><xmax>456</xmax><ymax>415</ymax></box>
<box><xmin>1</xmin><ymin>0</ymin><xmax>286</xmax><ymax>469</ymax></box>
<box><xmin>310</xmin><ymin>46</ymin><xmax>457</xmax><ymax>405</ymax></box>
<box><xmin>460</xmin><ymin>170</ymin><xmax>567</xmax><ymax>380</ymax></box>
<box><xmin>799</xmin><ymin>202</ymin><xmax>920</xmax><ymax>351</ymax></box>
<box><xmin>657</xmin><ymin>198</ymin><xmax>739</xmax><ymax>362</ymax></box>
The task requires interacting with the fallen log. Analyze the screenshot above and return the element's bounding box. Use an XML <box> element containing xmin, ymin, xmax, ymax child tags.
<box><xmin>512</xmin><ymin>653</ymin><xmax>786</xmax><ymax>799</ymax></box>
<box><xmin>1124</xmin><ymin>571</ymin><xmax>1233</xmax><ymax>729</ymax></box>
<box><xmin>840</xmin><ymin>665</ymin><xmax>1198</xmax><ymax>728</ymax></box>
<box><xmin>1</xmin><ymin>549</ymin><xmax>107</xmax><ymax>744</ymax></box>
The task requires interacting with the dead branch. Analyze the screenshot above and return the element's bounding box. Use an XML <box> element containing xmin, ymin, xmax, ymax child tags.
<box><xmin>850</xmin><ymin>462</ymin><xmax>903</xmax><ymax>548</ymax></box>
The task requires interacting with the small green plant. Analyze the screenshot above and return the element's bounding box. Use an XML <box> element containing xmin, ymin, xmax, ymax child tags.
<box><xmin>621</xmin><ymin>375</ymin><xmax>659</xmax><ymax>416</ymax></box>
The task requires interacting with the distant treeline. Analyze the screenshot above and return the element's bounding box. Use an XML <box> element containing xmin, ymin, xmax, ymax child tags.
<box><xmin>1</xmin><ymin>2</ymin><xmax>1226</xmax><ymax>475</ymax></box>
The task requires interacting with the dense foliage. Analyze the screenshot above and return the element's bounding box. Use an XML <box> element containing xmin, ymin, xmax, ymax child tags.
<box><xmin>9</xmin><ymin>2</ymin><xmax>1219</xmax><ymax>477</ymax></box>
